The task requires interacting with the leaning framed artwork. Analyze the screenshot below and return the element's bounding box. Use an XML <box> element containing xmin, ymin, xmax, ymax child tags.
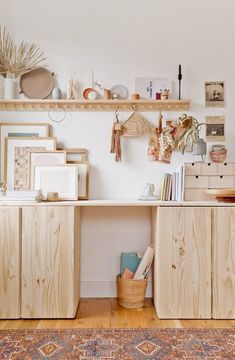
<box><xmin>5</xmin><ymin>137</ymin><xmax>56</xmax><ymax>190</ymax></box>
<box><xmin>29</xmin><ymin>150</ymin><xmax>66</xmax><ymax>189</ymax></box>
<box><xmin>67</xmin><ymin>160</ymin><xmax>90</xmax><ymax>199</ymax></box>
<box><xmin>34</xmin><ymin>164</ymin><xmax>79</xmax><ymax>200</ymax></box>
<box><xmin>0</xmin><ymin>122</ymin><xmax>49</xmax><ymax>182</ymax></box>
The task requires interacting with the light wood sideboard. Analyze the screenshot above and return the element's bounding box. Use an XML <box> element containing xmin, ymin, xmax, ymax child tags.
<box><xmin>153</xmin><ymin>206</ymin><xmax>235</xmax><ymax>319</ymax></box>
<box><xmin>0</xmin><ymin>206</ymin><xmax>80</xmax><ymax>319</ymax></box>
<box><xmin>0</xmin><ymin>201</ymin><xmax>234</xmax><ymax>320</ymax></box>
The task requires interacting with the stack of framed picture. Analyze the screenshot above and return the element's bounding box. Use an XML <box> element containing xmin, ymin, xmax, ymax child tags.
<box><xmin>0</xmin><ymin>123</ymin><xmax>89</xmax><ymax>200</ymax></box>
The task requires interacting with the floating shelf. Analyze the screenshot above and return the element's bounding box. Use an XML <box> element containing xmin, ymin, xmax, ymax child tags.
<box><xmin>0</xmin><ymin>99</ymin><xmax>190</xmax><ymax>111</ymax></box>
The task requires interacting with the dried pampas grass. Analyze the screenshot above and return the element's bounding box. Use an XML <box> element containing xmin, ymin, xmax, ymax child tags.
<box><xmin>0</xmin><ymin>26</ymin><xmax>46</xmax><ymax>77</ymax></box>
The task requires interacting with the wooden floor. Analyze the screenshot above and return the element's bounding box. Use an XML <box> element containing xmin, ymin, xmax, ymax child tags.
<box><xmin>1</xmin><ymin>298</ymin><xmax>235</xmax><ymax>329</ymax></box>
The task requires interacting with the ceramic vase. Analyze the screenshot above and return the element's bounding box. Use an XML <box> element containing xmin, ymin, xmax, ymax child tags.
<box><xmin>4</xmin><ymin>73</ymin><xmax>18</xmax><ymax>99</ymax></box>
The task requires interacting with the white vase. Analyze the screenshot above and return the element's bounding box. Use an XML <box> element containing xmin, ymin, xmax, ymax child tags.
<box><xmin>4</xmin><ymin>73</ymin><xmax>18</xmax><ymax>99</ymax></box>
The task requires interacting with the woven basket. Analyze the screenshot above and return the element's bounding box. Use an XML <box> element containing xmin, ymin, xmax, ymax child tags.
<box><xmin>122</xmin><ymin>111</ymin><xmax>153</xmax><ymax>137</ymax></box>
<box><xmin>116</xmin><ymin>275</ymin><xmax>148</xmax><ymax>309</ymax></box>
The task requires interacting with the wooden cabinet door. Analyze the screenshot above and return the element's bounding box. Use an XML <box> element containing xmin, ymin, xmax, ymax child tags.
<box><xmin>22</xmin><ymin>206</ymin><xmax>80</xmax><ymax>318</ymax></box>
<box><xmin>154</xmin><ymin>207</ymin><xmax>211</xmax><ymax>319</ymax></box>
<box><xmin>212</xmin><ymin>207</ymin><xmax>235</xmax><ymax>319</ymax></box>
<box><xmin>0</xmin><ymin>207</ymin><xmax>21</xmax><ymax>319</ymax></box>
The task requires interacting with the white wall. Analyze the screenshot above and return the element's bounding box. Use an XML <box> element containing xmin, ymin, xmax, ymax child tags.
<box><xmin>1</xmin><ymin>0</ymin><xmax>235</xmax><ymax>296</ymax></box>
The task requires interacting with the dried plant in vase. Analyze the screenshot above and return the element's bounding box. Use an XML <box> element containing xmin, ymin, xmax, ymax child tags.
<box><xmin>0</xmin><ymin>26</ymin><xmax>46</xmax><ymax>78</ymax></box>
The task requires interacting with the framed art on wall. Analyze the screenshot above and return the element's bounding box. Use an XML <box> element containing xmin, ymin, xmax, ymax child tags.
<box><xmin>205</xmin><ymin>81</ymin><xmax>225</xmax><ymax>107</ymax></box>
<box><xmin>206</xmin><ymin>116</ymin><xmax>225</xmax><ymax>141</ymax></box>
<box><xmin>67</xmin><ymin>160</ymin><xmax>90</xmax><ymax>199</ymax></box>
<box><xmin>5</xmin><ymin>137</ymin><xmax>56</xmax><ymax>190</ymax></box>
<box><xmin>34</xmin><ymin>164</ymin><xmax>79</xmax><ymax>200</ymax></box>
<box><xmin>0</xmin><ymin>123</ymin><xmax>49</xmax><ymax>182</ymax></box>
<box><xmin>29</xmin><ymin>150</ymin><xmax>66</xmax><ymax>189</ymax></box>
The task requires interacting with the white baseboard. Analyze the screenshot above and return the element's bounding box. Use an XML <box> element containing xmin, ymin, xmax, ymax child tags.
<box><xmin>80</xmin><ymin>280</ymin><xmax>152</xmax><ymax>298</ymax></box>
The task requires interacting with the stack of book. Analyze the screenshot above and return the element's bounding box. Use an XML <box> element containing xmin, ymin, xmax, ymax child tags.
<box><xmin>120</xmin><ymin>246</ymin><xmax>154</xmax><ymax>280</ymax></box>
<box><xmin>160</xmin><ymin>165</ymin><xmax>184</xmax><ymax>201</ymax></box>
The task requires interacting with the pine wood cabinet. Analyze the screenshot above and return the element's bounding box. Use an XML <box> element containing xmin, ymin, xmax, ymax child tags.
<box><xmin>21</xmin><ymin>206</ymin><xmax>80</xmax><ymax>318</ymax></box>
<box><xmin>212</xmin><ymin>207</ymin><xmax>235</xmax><ymax>319</ymax></box>
<box><xmin>153</xmin><ymin>207</ymin><xmax>212</xmax><ymax>319</ymax></box>
<box><xmin>0</xmin><ymin>207</ymin><xmax>21</xmax><ymax>319</ymax></box>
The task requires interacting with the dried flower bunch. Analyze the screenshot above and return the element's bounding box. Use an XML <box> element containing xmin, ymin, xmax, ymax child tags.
<box><xmin>0</xmin><ymin>26</ymin><xmax>45</xmax><ymax>77</ymax></box>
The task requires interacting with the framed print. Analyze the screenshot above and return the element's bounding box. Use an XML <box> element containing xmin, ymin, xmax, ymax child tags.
<box><xmin>5</xmin><ymin>137</ymin><xmax>56</xmax><ymax>190</ymax></box>
<box><xmin>206</xmin><ymin>116</ymin><xmax>225</xmax><ymax>141</ymax></box>
<box><xmin>34</xmin><ymin>164</ymin><xmax>79</xmax><ymax>200</ymax></box>
<box><xmin>58</xmin><ymin>147</ymin><xmax>89</xmax><ymax>161</ymax></box>
<box><xmin>68</xmin><ymin>160</ymin><xmax>90</xmax><ymax>199</ymax></box>
<box><xmin>29</xmin><ymin>150</ymin><xmax>66</xmax><ymax>189</ymax></box>
<box><xmin>205</xmin><ymin>81</ymin><xmax>225</xmax><ymax>107</ymax></box>
<box><xmin>0</xmin><ymin>122</ymin><xmax>49</xmax><ymax>182</ymax></box>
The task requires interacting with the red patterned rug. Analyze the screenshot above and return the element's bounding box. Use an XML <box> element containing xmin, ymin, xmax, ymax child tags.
<box><xmin>0</xmin><ymin>328</ymin><xmax>234</xmax><ymax>359</ymax></box>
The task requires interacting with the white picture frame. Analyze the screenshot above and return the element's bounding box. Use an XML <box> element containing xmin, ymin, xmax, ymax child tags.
<box><xmin>0</xmin><ymin>122</ymin><xmax>49</xmax><ymax>182</ymax></box>
<box><xmin>5</xmin><ymin>137</ymin><xmax>56</xmax><ymax>190</ymax></box>
<box><xmin>68</xmin><ymin>160</ymin><xmax>90</xmax><ymax>199</ymax></box>
<box><xmin>29</xmin><ymin>150</ymin><xmax>66</xmax><ymax>189</ymax></box>
<box><xmin>34</xmin><ymin>164</ymin><xmax>79</xmax><ymax>200</ymax></box>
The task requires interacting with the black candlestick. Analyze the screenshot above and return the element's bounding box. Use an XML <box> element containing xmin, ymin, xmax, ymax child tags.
<box><xmin>178</xmin><ymin>64</ymin><xmax>182</xmax><ymax>100</ymax></box>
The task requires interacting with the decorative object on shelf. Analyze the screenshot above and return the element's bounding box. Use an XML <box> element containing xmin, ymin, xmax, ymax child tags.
<box><xmin>160</xmin><ymin>88</ymin><xmax>169</xmax><ymax>100</ymax></box>
<box><xmin>103</xmin><ymin>88</ymin><xmax>111</xmax><ymax>99</ymax></box>
<box><xmin>111</xmin><ymin>84</ymin><xmax>128</xmax><ymax>99</ymax></box>
<box><xmin>47</xmin><ymin>192</ymin><xmax>59</xmax><ymax>202</ymax></box>
<box><xmin>4</xmin><ymin>73</ymin><xmax>18</xmax><ymax>99</ymax></box>
<box><xmin>83</xmin><ymin>87</ymin><xmax>98</xmax><ymax>100</ymax></box>
<box><xmin>205</xmin><ymin>81</ymin><xmax>225</xmax><ymax>107</ymax></box>
<box><xmin>138</xmin><ymin>183</ymin><xmax>159</xmax><ymax>200</ymax></box>
<box><xmin>178</xmin><ymin>64</ymin><xmax>182</xmax><ymax>100</ymax></box>
<box><xmin>209</xmin><ymin>145</ymin><xmax>227</xmax><ymax>162</ymax></box>
<box><xmin>34</xmin><ymin>164</ymin><xmax>79</xmax><ymax>200</ymax></box>
<box><xmin>206</xmin><ymin>115</ymin><xmax>225</xmax><ymax>141</ymax></box>
<box><xmin>0</xmin><ymin>122</ymin><xmax>49</xmax><ymax>182</ymax></box>
<box><xmin>52</xmin><ymin>87</ymin><xmax>62</xmax><ymax>99</ymax></box>
<box><xmin>20</xmin><ymin>68</ymin><xmax>54</xmax><ymax>99</ymax></box>
<box><xmin>192</xmin><ymin>138</ymin><xmax>207</xmax><ymax>161</ymax></box>
<box><xmin>110</xmin><ymin>107</ymin><xmax>122</xmax><ymax>161</ymax></box>
<box><xmin>66</xmin><ymin>79</ymin><xmax>74</xmax><ymax>99</ymax></box>
<box><xmin>0</xmin><ymin>27</ymin><xmax>45</xmax><ymax>88</ymax></box>
<box><xmin>29</xmin><ymin>150</ymin><xmax>66</xmax><ymax>190</ymax></box>
<box><xmin>131</xmin><ymin>93</ymin><xmax>140</xmax><ymax>100</ymax></box>
<box><xmin>5</xmin><ymin>137</ymin><xmax>56</xmax><ymax>190</ymax></box>
<box><xmin>122</xmin><ymin>107</ymin><xmax>153</xmax><ymax>137</ymax></box>
<box><xmin>135</xmin><ymin>77</ymin><xmax>172</xmax><ymax>99</ymax></box>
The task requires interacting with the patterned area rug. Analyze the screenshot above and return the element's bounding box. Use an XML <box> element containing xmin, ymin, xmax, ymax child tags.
<box><xmin>0</xmin><ymin>328</ymin><xmax>234</xmax><ymax>359</ymax></box>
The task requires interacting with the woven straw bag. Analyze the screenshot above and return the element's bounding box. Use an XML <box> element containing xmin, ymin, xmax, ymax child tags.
<box><xmin>122</xmin><ymin>110</ymin><xmax>153</xmax><ymax>137</ymax></box>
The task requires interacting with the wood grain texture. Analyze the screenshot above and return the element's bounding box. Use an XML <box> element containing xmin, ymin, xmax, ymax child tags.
<box><xmin>21</xmin><ymin>206</ymin><xmax>80</xmax><ymax>318</ymax></box>
<box><xmin>212</xmin><ymin>207</ymin><xmax>235</xmax><ymax>319</ymax></box>
<box><xmin>0</xmin><ymin>207</ymin><xmax>21</xmax><ymax>319</ymax></box>
<box><xmin>154</xmin><ymin>207</ymin><xmax>211</xmax><ymax>319</ymax></box>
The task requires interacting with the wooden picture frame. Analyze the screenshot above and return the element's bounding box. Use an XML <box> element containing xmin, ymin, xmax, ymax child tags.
<box><xmin>67</xmin><ymin>160</ymin><xmax>90</xmax><ymax>199</ymax></box>
<box><xmin>5</xmin><ymin>137</ymin><xmax>56</xmax><ymax>190</ymax></box>
<box><xmin>57</xmin><ymin>147</ymin><xmax>89</xmax><ymax>162</ymax></box>
<box><xmin>29</xmin><ymin>150</ymin><xmax>66</xmax><ymax>189</ymax></box>
<box><xmin>0</xmin><ymin>122</ymin><xmax>49</xmax><ymax>182</ymax></box>
<box><xmin>34</xmin><ymin>164</ymin><xmax>79</xmax><ymax>200</ymax></box>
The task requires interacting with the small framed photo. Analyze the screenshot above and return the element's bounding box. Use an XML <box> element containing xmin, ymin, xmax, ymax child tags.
<box><xmin>67</xmin><ymin>160</ymin><xmax>90</xmax><ymax>199</ymax></box>
<box><xmin>0</xmin><ymin>122</ymin><xmax>49</xmax><ymax>182</ymax></box>
<box><xmin>29</xmin><ymin>150</ymin><xmax>66</xmax><ymax>189</ymax></box>
<box><xmin>206</xmin><ymin>116</ymin><xmax>225</xmax><ymax>141</ymax></box>
<box><xmin>34</xmin><ymin>164</ymin><xmax>79</xmax><ymax>200</ymax></box>
<box><xmin>5</xmin><ymin>137</ymin><xmax>56</xmax><ymax>190</ymax></box>
<box><xmin>205</xmin><ymin>81</ymin><xmax>225</xmax><ymax>107</ymax></box>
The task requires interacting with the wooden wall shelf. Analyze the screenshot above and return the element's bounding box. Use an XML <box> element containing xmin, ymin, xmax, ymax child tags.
<box><xmin>0</xmin><ymin>99</ymin><xmax>190</xmax><ymax>111</ymax></box>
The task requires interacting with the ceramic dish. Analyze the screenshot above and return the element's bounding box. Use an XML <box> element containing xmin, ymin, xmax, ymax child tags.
<box><xmin>111</xmin><ymin>84</ymin><xmax>128</xmax><ymax>99</ymax></box>
<box><xmin>20</xmin><ymin>67</ymin><xmax>54</xmax><ymax>99</ymax></box>
<box><xmin>83</xmin><ymin>88</ymin><xmax>97</xmax><ymax>100</ymax></box>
